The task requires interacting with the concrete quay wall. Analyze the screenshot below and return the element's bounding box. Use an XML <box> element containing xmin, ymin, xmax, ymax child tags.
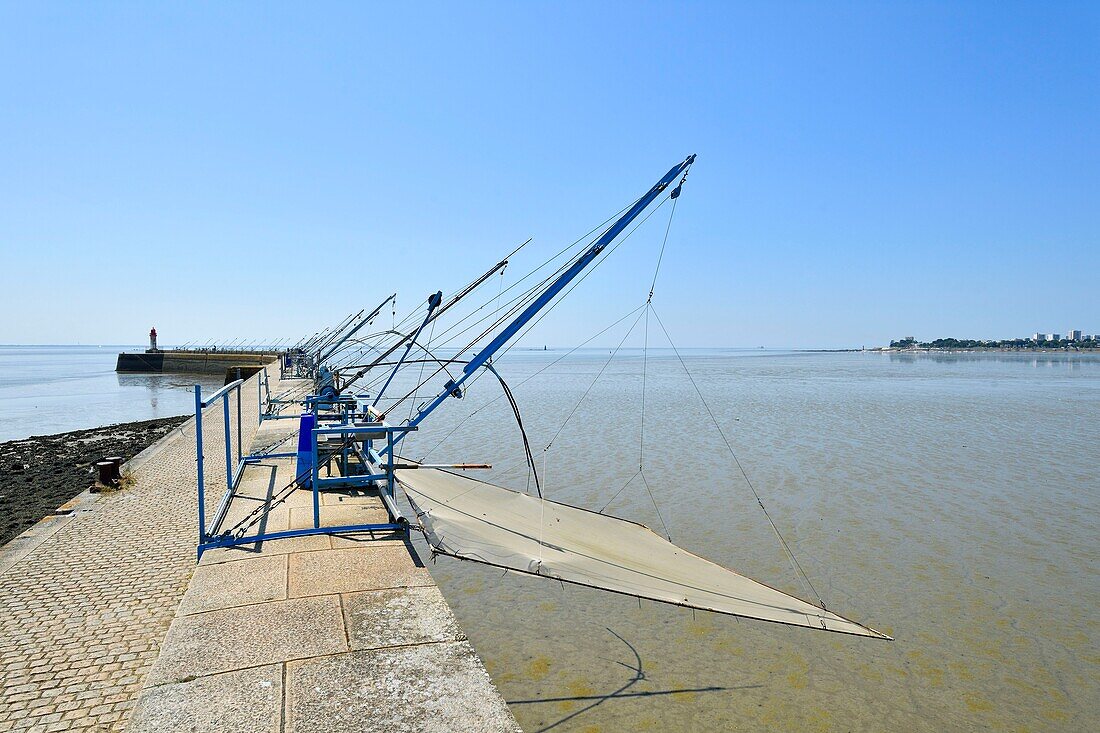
<box><xmin>115</xmin><ymin>351</ymin><xmax>278</xmax><ymax>377</ymax></box>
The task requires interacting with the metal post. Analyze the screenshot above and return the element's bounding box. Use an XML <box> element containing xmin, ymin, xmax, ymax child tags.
<box><xmin>223</xmin><ymin>394</ymin><xmax>232</xmax><ymax>490</ymax></box>
<box><xmin>236</xmin><ymin>388</ymin><xmax>242</xmax><ymax>463</ymax></box>
<box><xmin>195</xmin><ymin>385</ymin><xmax>206</xmax><ymax>549</ymax></box>
<box><xmin>311</xmin><ymin>427</ymin><xmax>320</xmax><ymax>528</ymax></box>
<box><xmin>258</xmin><ymin>371</ymin><xmax>263</xmax><ymax>425</ymax></box>
<box><xmin>386</xmin><ymin>431</ymin><xmax>395</xmax><ymax>508</ymax></box>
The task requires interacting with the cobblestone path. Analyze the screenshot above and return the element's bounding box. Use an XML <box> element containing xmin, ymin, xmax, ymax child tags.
<box><xmin>0</xmin><ymin>374</ymin><xmax>272</xmax><ymax>732</ymax></box>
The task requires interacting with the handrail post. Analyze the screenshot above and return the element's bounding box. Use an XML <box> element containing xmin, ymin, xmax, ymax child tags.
<box><xmin>222</xmin><ymin>394</ymin><xmax>232</xmax><ymax>490</ymax></box>
<box><xmin>236</xmin><ymin>387</ymin><xmax>242</xmax><ymax>463</ymax></box>
<box><xmin>195</xmin><ymin>385</ymin><xmax>206</xmax><ymax>553</ymax></box>
<box><xmin>387</xmin><ymin>430</ymin><xmax>395</xmax><ymax>509</ymax></box>
<box><xmin>311</xmin><ymin>426</ymin><xmax>320</xmax><ymax>528</ymax></box>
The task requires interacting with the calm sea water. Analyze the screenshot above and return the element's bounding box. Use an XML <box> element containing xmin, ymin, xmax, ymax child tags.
<box><xmin>393</xmin><ymin>349</ymin><xmax>1100</xmax><ymax>732</ymax></box>
<box><xmin>0</xmin><ymin>346</ymin><xmax>224</xmax><ymax>441</ymax></box>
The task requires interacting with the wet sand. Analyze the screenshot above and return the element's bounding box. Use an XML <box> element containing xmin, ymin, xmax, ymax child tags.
<box><xmin>0</xmin><ymin>416</ymin><xmax>189</xmax><ymax>545</ymax></box>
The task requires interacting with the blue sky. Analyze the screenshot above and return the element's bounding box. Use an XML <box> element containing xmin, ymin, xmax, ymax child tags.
<box><xmin>1</xmin><ymin>2</ymin><xmax>1096</xmax><ymax>348</ymax></box>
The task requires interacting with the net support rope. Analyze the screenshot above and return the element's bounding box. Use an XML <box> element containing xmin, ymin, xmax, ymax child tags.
<box><xmin>648</xmin><ymin>306</ymin><xmax>827</xmax><ymax>610</ymax></box>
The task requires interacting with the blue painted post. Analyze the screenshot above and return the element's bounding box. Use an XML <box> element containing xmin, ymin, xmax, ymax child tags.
<box><xmin>236</xmin><ymin>387</ymin><xmax>242</xmax><ymax>464</ymax></box>
<box><xmin>257</xmin><ymin>372</ymin><xmax>263</xmax><ymax>425</ymax></box>
<box><xmin>222</xmin><ymin>394</ymin><xmax>232</xmax><ymax>491</ymax></box>
<box><xmin>311</xmin><ymin>426</ymin><xmax>320</xmax><ymax>528</ymax></box>
<box><xmin>295</xmin><ymin>413</ymin><xmax>315</xmax><ymax>485</ymax></box>
<box><xmin>386</xmin><ymin>431</ymin><xmax>395</xmax><ymax>508</ymax></box>
<box><xmin>195</xmin><ymin>386</ymin><xmax>206</xmax><ymax>549</ymax></box>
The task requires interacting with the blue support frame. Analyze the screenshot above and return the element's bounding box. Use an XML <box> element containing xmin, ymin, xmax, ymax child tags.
<box><xmin>258</xmin><ymin>367</ymin><xmax>308</xmax><ymax>423</ymax></box>
<box><xmin>196</xmin><ymin>376</ymin><xmax>411</xmax><ymax>560</ymax></box>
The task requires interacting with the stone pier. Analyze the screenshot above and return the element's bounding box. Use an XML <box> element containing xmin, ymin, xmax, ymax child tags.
<box><xmin>0</xmin><ymin>369</ymin><xmax>517</xmax><ymax>732</ymax></box>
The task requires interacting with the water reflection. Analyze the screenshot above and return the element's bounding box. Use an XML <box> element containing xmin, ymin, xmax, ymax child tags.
<box><xmin>115</xmin><ymin>372</ymin><xmax>225</xmax><ymax>422</ymax></box>
<box><xmin>885</xmin><ymin>351</ymin><xmax>1100</xmax><ymax>368</ymax></box>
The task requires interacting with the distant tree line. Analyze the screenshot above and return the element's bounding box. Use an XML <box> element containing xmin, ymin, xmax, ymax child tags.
<box><xmin>889</xmin><ymin>337</ymin><xmax>1099</xmax><ymax>349</ymax></box>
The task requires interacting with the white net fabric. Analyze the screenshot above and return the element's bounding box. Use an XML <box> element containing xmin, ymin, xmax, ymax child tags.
<box><xmin>398</xmin><ymin>468</ymin><xmax>890</xmax><ymax>639</ymax></box>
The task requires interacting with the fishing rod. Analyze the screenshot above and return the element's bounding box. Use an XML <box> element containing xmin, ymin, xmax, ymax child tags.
<box><xmin>300</xmin><ymin>326</ymin><xmax>334</xmax><ymax>353</ymax></box>
<box><xmin>335</xmin><ymin>238</ymin><xmax>531</xmax><ymax>397</ymax></box>
<box><xmin>311</xmin><ymin>310</ymin><xmax>364</xmax><ymax>358</ymax></box>
<box><xmin>317</xmin><ymin>294</ymin><xmax>396</xmax><ymax>366</ymax></box>
<box><xmin>312</xmin><ymin>310</ymin><xmax>365</xmax><ymax>353</ymax></box>
<box><xmin>290</xmin><ymin>330</ymin><xmax>317</xmax><ymax>350</ymax></box>
<box><xmin>372</xmin><ymin>291</ymin><xmax>443</xmax><ymax>406</ymax></box>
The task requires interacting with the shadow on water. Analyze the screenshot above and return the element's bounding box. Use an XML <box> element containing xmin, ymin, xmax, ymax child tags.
<box><xmin>509</xmin><ymin>627</ymin><xmax>754</xmax><ymax>733</ymax></box>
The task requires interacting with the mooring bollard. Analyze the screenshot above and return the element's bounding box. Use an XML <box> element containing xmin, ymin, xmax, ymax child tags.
<box><xmin>96</xmin><ymin>461</ymin><xmax>117</xmax><ymax>487</ymax></box>
<box><xmin>105</xmin><ymin>456</ymin><xmax>123</xmax><ymax>481</ymax></box>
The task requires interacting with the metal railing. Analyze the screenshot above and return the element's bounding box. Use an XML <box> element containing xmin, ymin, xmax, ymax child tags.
<box><xmin>195</xmin><ymin>371</ymin><xmax>410</xmax><ymax>559</ymax></box>
<box><xmin>194</xmin><ymin>379</ymin><xmax>244</xmax><ymax>556</ymax></box>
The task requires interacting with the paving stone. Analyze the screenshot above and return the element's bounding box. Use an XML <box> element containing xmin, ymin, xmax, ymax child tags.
<box><xmin>320</xmin><ymin>488</ymin><xmax>379</xmax><ymax>506</ymax></box>
<box><xmin>232</xmin><ymin>462</ymin><xmax>285</xmax><ymax>499</ymax></box>
<box><xmin>214</xmin><ymin>495</ymin><xmax>291</xmax><ymax>537</ymax></box>
<box><xmin>177</xmin><ymin>555</ymin><xmax>287</xmax><ymax>615</ymax></box>
<box><xmin>1</xmin><ymin>370</ymin><xmax>517</xmax><ymax>732</ymax></box>
<box><xmin>287</xmin><ymin>504</ymin><xmax>392</xmax><ymax>531</ymax></box>
<box><xmin>285</xmin><ymin>641</ymin><xmax>520</xmax><ymax>733</ymax></box>
<box><xmin>287</xmin><ymin>546</ymin><xmax>432</xmax><ymax>598</ymax></box>
<box><xmin>127</xmin><ymin>664</ymin><xmax>281</xmax><ymax>733</ymax></box>
<box><xmin>145</xmin><ymin>595</ymin><xmax>347</xmax><ymax>685</ymax></box>
<box><xmin>343</xmin><ymin>586</ymin><xmax>464</xmax><ymax>651</ymax></box>
<box><xmin>198</xmin><ymin>533</ymin><xmax>332</xmax><ymax>565</ymax></box>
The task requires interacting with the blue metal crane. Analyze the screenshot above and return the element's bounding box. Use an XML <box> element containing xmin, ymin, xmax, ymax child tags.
<box><xmin>380</xmin><ymin>153</ymin><xmax>696</xmax><ymax>455</ymax></box>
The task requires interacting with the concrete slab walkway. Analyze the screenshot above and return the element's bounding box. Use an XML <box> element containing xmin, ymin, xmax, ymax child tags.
<box><xmin>124</xmin><ymin>380</ymin><xmax>520</xmax><ymax>732</ymax></box>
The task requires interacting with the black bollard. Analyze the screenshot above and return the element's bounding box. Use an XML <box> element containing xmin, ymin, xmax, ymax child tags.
<box><xmin>105</xmin><ymin>456</ymin><xmax>123</xmax><ymax>481</ymax></box>
<box><xmin>96</xmin><ymin>461</ymin><xmax>117</xmax><ymax>486</ymax></box>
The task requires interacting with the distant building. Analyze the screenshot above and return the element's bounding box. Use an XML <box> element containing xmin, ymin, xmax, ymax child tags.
<box><xmin>1067</xmin><ymin>329</ymin><xmax>1083</xmax><ymax>341</ymax></box>
<box><xmin>1047</xmin><ymin>333</ymin><xmax>1061</xmax><ymax>341</ymax></box>
<box><xmin>1032</xmin><ymin>333</ymin><xmax>1044</xmax><ymax>342</ymax></box>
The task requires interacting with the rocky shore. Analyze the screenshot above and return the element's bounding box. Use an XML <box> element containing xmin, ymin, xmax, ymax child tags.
<box><xmin>0</xmin><ymin>416</ymin><xmax>189</xmax><ymax>546</ymax></box>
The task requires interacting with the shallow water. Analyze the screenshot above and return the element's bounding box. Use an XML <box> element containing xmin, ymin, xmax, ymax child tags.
<box><xmin>396</xmin><ymin>350</ymin><xmax>1100</xmax><ymax>732</ymax></box>
<box><xmin>0</xmin><ymin>345</ymin><xmax>223</xmax><ymax>441</ymax></box>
